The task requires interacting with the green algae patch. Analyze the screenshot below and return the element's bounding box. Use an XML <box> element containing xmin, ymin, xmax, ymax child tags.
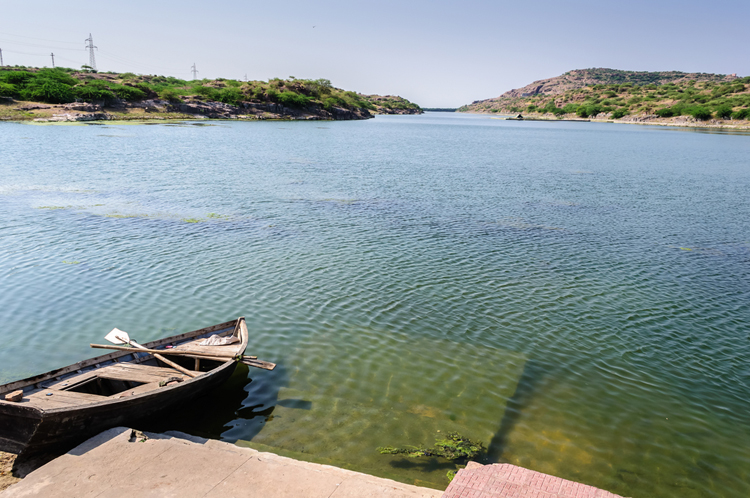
<box><xmin>37</xmin><ymin>205</ymin><xmax>74</xmax><ymax>210</ymax></box>
<box><xmin>182</xmin><ymin>218</ymin><xmax>203</xmax><ymax>223</ymax></box>
<box><xmin>62</xmin><ymin>260</ymin><xmax>80</xmax><ymax>265</ymax></box>
<box><xmin>105</xmin><ymin>214</ymin><xmax>143</xmax><ymax>219</ymax></box>
<box><xmin>207</xmin><ymin>213</ymin><xmax>230</xmax><ymax>220</ymax></box>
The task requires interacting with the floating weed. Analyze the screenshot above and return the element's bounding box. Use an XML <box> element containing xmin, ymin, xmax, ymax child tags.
<box><xmin>62</xmin><ymin>260</ymin><xmax>80</xmax><ymax>265</ymax></box>
<box><xmin>182</xmin><ymin>218</ymin><xmax>203</xmax><ymax>223</ymax></box>
<box><xmin>105</xmin><ymin>214</ymin><xmax>142</xmax><ymax>219</ymax></box>
<box><xmin>206</xmin><ymin>213</ymin><xmax>230</xmax><ymax>220</ymax></box>
<box><xmin>37</xmin><ymin>205</ymin><xmax>73</xmax><ymax>210</ymax></box>
<box><xmin>680</xmin><ymin>247</ymin><xmax>693</xmax><ymax>251</ymax></box>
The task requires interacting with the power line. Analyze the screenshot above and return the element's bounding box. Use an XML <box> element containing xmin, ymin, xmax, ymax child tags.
<box><xmin>0</xmin><ymin>31</ymin><xmax>81</xmax><ymax>46</ymax></box>
<box><xmin>84</xmin><ymin>33</ymin><xmax>97</xmax><ymax>71</ymax></box>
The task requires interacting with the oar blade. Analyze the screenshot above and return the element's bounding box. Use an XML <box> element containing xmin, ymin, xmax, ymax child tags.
<box><xmin>105</xmin><ymin>327</ymin><xmax>131</xmax><ymax>345</ymax></box>
<box><xmin>240</xmin><ymin>357</ymin><xmax>276</xmax><ymax>370</ymax></box>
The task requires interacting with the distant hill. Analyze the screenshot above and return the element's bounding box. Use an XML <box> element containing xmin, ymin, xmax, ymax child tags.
<box><xmin>0</xmin><ymin>67</ymin><xmax>421</xmax><ymax>122</ymax></box>
<box><xmin>457</xmin><ymin>68</ymin><xmax>749</xmax><ymax>124</ymax></box>
<box><xmin>461</xmin><ymin>68</ymin><xmax>739</xmax><ymax>109</ymax></box>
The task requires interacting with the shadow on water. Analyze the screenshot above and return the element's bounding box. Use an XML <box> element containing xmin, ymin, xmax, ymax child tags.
<box><xmin>142</xmin><ymin>361</ymin><xmax>292</xmax><ymax>443</ymax></box>
<box><xmin>486</xmin><ymin>359</ymin><xmax>555</xmax><ymax>462</ymax></box>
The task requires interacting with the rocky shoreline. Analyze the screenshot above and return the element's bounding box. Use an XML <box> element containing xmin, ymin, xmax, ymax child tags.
<box><xmin>1</xmin><ymin>96</ymin><xmax>378</xmax><ymax>122</ymax></box>
<box><xmin>475</xmin><ymin>110</ymin><xmax>750</xmax><ymax>130</ymax></box>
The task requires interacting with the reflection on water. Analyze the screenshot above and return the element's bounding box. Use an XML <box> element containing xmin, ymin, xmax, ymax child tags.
<box><xmin>1</xmin><ymin>115</ymin><xmax>749</xmax><ymax>496</ymax></box>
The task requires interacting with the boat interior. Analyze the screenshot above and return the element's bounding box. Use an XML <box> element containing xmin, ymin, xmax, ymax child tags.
<box><xmin>0</xmin><ymin>319</ymin><xmax>245</xmax><ymax>410</ymax></box>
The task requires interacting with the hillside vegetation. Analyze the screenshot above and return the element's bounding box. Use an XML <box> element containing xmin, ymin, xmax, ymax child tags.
<box><xmin>0</xmin><ymin>67</ymin><xmax>421</xmax><ymax>120</ymax></box>
<box><xmin>459</xmin><ymin>68</ymin><xmax>750</xmax><ymax>122</ymax></box>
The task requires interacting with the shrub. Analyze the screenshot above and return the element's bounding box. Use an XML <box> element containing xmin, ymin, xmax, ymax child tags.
<box><xmin>611</xmin><ymin>108</ymin><xmax>628</xmax><ymax>119</ymax></box>
<box><xmin>526</xmin><ymin>104</ymin><xmax>538</xmax><ymax>112</ymax></box>
<box><xmin>112</xmin><ymin>84</ymin><xmax>146</xmax><ymax>101</ymax></box>
<box><xmin>576</xmin><ymin>106</ymin><xmax>589</xmax><ymax>118</ymax></box>
<box><xmin>120</xmin><ymin>72</ymin><xmax>137</xmax><ymax>80</ymax></box>
<box><xmin>194</xmin><ymin>86</ymin><xmax>219</xmax><ymax>100</ymax></box>
<box><xmin>159</xmin><ymin>88</ymin><xmax>182</xmax><ymax>103</ymax></box>
<box><xmin>74</xmin><ymin>84</ymin><xmax>116</xmax><ymax>102</ymax></box>
<box><xmin>690</xmin><ymin>106</ymin><xmax>712</xmax><ymax>120</ymax></box>
<box><xmin>562</xmin><ymin>103</ymin><xmax>578</xmax><ymax>114</ymax></box>
<box><xmin>731</xmin><ymin>108</ymin><xmax>749</xmax><ymax>120</ymax></box>
<box><xmin>21</xmin><ymin>78</ymin><xmax>74</xmax><ymax>103</ymax></box>
<box><xmin>0</xmin><ymin>70</ymin><xmax>34</xmax><ymax>85</ymax></box>
<box><xmin>714</xmin><ymin>105</ymin><xmax>733</xmax><ymax>119</ymax></box>
<box><xmin>0</xmin><ymin>82</ymin><xmax>17</xmax><ymax>97</ymax></box>
<box><xmin>655</xmin><ymin>107</ymin><xmax>674</xmax><ymax>118</ymax></box>
<box><xmin>36</xmin><ymin>69</ymin><xmax>78</xmax><ymax>86</ymax></box>
<box><xmin>323</xmin><ymin>96</ymin><xmax>346</xmax><ymax>110</ymax></box>
<box><xmin>277</xmin><ymin>91</ymin><xmax>310</xmax><ymax>108</ymax></box>
<box><xmin>218</xmin><ymin>88</ymin><xmax>244</xmax><ymax>105</ymax></box>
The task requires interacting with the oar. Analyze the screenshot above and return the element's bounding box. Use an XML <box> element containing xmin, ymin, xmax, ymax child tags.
<box><xmin>91</xmin><ymin>343</ymin><xmax>256</xmax><ymax>360</ymax></box>
<box><xmin>105</xmin><ymin>328</ymin><xmax>198</xmax><ymax>378</ymax></box>
<box><xmin>91</xmin><ymin>343</ymin><xmax>275</xmax><ymax>370</ymax></box>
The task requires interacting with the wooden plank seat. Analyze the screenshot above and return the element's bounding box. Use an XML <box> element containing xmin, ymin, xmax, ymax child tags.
<box><xmin>23</xmin><ymin>389</ymin><xmax>108</xmax><ymax>409</ymax></box>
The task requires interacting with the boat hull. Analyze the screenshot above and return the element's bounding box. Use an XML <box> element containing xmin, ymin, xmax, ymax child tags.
<box><xmin>0</xmin><ymin>317</ymin><xmax>248</xmax><ymax>457</ymax></box>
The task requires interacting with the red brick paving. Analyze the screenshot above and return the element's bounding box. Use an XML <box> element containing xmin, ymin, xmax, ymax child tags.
<box><xmin>441</xmin><ymin>463</ymin><xmax>625</xmax><ymax>498</ymax></box>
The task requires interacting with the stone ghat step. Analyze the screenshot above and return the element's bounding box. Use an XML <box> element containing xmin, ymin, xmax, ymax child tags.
<box><xmin>443</xmin><ymin>462</ymin><xmax>628</xmax><ymax>498</ymax></box>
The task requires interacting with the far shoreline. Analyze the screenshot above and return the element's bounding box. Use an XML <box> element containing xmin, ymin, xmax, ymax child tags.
<box><xmin>460</xmin><ymin>110</ymin><xmax>750</xmax><ymax>131</ymax></box>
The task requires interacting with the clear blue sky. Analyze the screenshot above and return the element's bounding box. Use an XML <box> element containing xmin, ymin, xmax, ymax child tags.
<box><xmin>1</xmin><ymin>0</ymin><xmax>748</xmax><ymax>107</ymax></box>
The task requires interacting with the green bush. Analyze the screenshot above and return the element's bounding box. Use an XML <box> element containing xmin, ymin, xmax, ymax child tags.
<box><xmin>731</xmin><ymin>108</ymin><xmax>749</xmax><ymax>120</ymax></box>
<box><xmin>576</xmin><ymin>106</ymin><xmax>588</xmax><ymax>118</ymax></box>
<box><xmin>0</xmin><ymin>82</ymin><xmax>17</xmax><ymax>97</ymax></box>
<box><xmin>0</xmin><ymin>70</ymin><xmax>34</xmax><ymax>85</ymax></box>
<box><xmin>690</xmin><ymin>106</ymin><xmax>712</xmax><ymax>120</ymax></box>
<box><xmin>198</xmin><ymin>86</ymin><xmax>221</xmax><ymax>100</ymax></box>
<box><xmin>74</xmin><ymin>84</ymin><xmax>116</xmax><ymax>102</ymax></box>
<box><xmin>655</xmin><ymin>107</ymin><xmax>674</xmax><ymax>118</ymax></box>
<box><xmin>218</xmin><ymin>87</ymin><xmax>244</xmax><ymax>105</ymax></box>
<box><xmin>159</xmin><ymin>88</ymin><xmax>182</xmax><ymax>103</ymax></box>
<box><xmin>20</xmin><ymin>78</ymin><xmax>74</xmax><ymax>103</ymax></box>
<box><xmin>277</xmin><ymin>91</ymin><xmax>310</xmax><ymax>108</ymax></box>
<box><xmin>35</xmin><ymin>69</ymin><xmax>78</xmax><ymax>87</ymax></box>
<box><xmin>111</xmin><ymin>84</ymin><xmax>146</xmax><ymax>101</ymax></box>
<box><xmin>526</xmin><ymin>104</ymin><xmax>538</xmax><ymax>112</ymax></box>
<box><xmin>714</xmin><ymin>105</ymin><xmax>733</xmax><ymax>119</ymax></box>
<box><xmin>611</xmin><ymin>108</ymin><xmax>628</xmax><ymax>119</ymax></box>
<box><xmin>323</xmin><ymin>96</ymin><xmax>346</xmax><ymax>110</ymax></box>
<box><xmin>562</xmin><ymin>103</ymin><xmax>579</xmax><ymax>114</ymax></box>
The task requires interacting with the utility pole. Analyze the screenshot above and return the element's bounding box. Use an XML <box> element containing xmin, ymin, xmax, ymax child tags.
<box><xmin>191</xmin><ymin>63</ymin><xmax>199</xmax><ymax>80</ymax></box>
<box><xmin>244</xmin><ymin>74</ymin><xmax>248</xmax><ymax>82</ymax></box>
<box><xmin>0</xmin><ymin>48</ymin><xmax>3</xmax><ymax>67</ymax></box>
<box><xmin>84</xmin><ymin>33</ymin><xmax>97</xmax><ymax>71</ymax></box>
<box><xmin>51</xmin><ymin>53</ymin><xmax>55</xmax><ymax>68</ymax></box>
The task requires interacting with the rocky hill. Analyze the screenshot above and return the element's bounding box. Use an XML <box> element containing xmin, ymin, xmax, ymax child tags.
<box><xmin>462</xmin><ymin>68</ymin><xmax>739</xmax><ymax>110</ymax></box>
<box><xmin>456</xmin><ymin>68</ymin><xmax>750</xmax><ymax>126</ymax></box>
<box><xmin>0</xmin><ymin>67</ymin><xmax>421</xmax><ymax>122</ymax></box>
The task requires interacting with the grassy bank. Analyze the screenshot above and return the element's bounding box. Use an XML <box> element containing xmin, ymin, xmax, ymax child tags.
<box><xmin>0</xmin><ymin>67</ymin><xmax>420</xmax><ymax>121</ymax></box>
<box><xmin>460</xmin><ymin>75</ymin><xmax>750</xmax><ymax>124</ymax></box>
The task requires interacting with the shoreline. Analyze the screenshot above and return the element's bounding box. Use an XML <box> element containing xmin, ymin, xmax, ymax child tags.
<box><xmin>465</xmin><ymin>111</ymin><xmax>750</xmax><ymax>131</ymax></box>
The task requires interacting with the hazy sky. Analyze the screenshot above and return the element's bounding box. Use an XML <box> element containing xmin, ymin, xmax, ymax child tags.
<box><xmin>1</xmin><ymin>0</ymin><xmax>748</xmax><ymax>107</ymax></box>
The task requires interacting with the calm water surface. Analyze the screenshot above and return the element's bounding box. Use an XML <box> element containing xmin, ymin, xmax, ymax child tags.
<box><xmin>1</xmin><ymin>114</ymin><xmax>749</xmax><ymax>496</ymax></box>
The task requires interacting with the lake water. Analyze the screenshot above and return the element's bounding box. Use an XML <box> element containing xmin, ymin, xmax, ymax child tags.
<box><xmin>1</xmin><ymin>113</ymin><xmax>749</xmax><ymax>497</ymax></box>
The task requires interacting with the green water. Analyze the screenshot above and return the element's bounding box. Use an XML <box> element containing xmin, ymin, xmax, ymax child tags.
<box><xmin>1</xmin><ymin>114</ymin><xmax>749</xmax><ymax>496</ymax></box>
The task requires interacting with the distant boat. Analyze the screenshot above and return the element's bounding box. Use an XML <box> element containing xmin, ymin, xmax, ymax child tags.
<box><xmin>0</xmin><ymin>317</ymin><xmax>268</xmax><ymax>457</ymax></box>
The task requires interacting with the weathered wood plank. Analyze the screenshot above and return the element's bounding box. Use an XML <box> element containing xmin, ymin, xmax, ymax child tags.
<box><xmin>0</xmin><ymin>318</ymin><xmax>239</xmax><ymax>393</ymax></box>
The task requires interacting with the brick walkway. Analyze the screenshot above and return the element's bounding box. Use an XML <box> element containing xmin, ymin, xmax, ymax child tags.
<box><xmin>442</xmin><ymin>462</ymin><xmax>625</xmax><ymax>498</ymax></box>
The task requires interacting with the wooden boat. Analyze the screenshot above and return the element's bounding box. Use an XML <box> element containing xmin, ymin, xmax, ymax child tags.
<box><xmin>0</xmin><ymin>317</ymin><xmax>254</xmax><ymax>457</ymax></box>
